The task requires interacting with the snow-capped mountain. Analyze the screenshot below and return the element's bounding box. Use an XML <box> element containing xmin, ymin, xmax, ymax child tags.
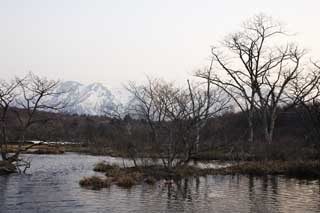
<box><xmin>50</xmin><ymin>81</ymin><xmax>124</xmax><ymax>115</ymax></box>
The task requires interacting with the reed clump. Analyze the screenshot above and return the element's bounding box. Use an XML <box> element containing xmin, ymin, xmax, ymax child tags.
<box><xmin>116</xmin><ymin>175</ymin><xmax>137</xmax><ymax>188</ymax></box>
<box><xmin>93</xmin><ymin>161</ymin><xmax>120</xmax><ymax>173</ymax></box>
<box><xmin>144</xmin><ymin>176</ymin><xmax>157</xmax><ymax>185</ymax></box>
<box><xmin>79</xmin><ymin>176</ymin><xmax>112</xmax><ymax>189</ymax></box>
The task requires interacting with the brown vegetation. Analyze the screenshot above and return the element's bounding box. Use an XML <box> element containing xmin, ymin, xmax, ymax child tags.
<box><xmin>93</xmin><ymin>161</ymin><xmax>119</xmax><ymax>172</ymax></box>
<box><xmin>80</xmin><ymin>161</ymin><xmax>204</xmax><ymax>190</ymax></box>
<box><xmin>0</xmin><ymin>160</ymin><xmax>16</xmax><ymax>175</ymax></box>
<box><xmin>144</xmin><ymin>176</ymin><xmax>157</xmax><ymax>185</ymax></box>
<box><xmin>116</xmin><ymin>175</ymin><xmax>137</xmax><ymax>188</ymax></box>
<box><xmin>80</xmin><ymin>158</ymin><xmax>320</xmax><ymax>190</ymax></box>
<box><xmin>80</xmin><ymin>163</ymin><xmax>144</xmax><ymax>189</ymax></box>
<box><xmin>211</xmin><ymin>160</ymin><xmax>320</xmax><ymax>178</ymax></box>
<box><xmin>79</xmin><ymin>176</ymin><xmax>112</xmax><ymax>190</ymax></box>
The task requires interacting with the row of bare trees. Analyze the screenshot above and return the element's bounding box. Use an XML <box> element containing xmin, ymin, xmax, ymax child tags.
<box><xmin>126</xmin><ymin>77</ymin><xmax>230</xmax><ymax>169</ymax></box>
<box><xmin>121</xmin><ymin>14</ymin><xmax>320</xmax><ymax>167</ymax></box>
<box><xmin>0</xmin><ymin>73</ymin><xmax>66</xmax><ymax>166</ymax></box>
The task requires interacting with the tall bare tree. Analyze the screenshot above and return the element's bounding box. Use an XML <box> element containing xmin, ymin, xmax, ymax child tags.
<box><xmin>197</xmin><ymin>14</ymin><xmax>306</xmax><ymax>143</ymax></box>
<box><xmin>256</xmin><ymin>44</ymin><xmax>304</xmax><ymax>143</ymax></box>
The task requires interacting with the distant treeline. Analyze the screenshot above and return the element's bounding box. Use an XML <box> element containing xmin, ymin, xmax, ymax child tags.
<box><xmin>5</xmin><ymin>103</ymin><xmax>317</xmax><ymax>158</ymax></box>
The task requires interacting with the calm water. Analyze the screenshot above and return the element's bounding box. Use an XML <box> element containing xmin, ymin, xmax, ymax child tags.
<box><xmin>0</xmin><ymin>153</ymin><xmax>319</xmax><ymax>213</ymax></box>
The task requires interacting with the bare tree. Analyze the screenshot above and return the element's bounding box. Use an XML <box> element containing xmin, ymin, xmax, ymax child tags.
<box><xmin>0</xmin><ymin>73</ymin><xmax>68</xmax><ymax>173</ymax></box>
<box><xmin>256</xmin><ymin>45</ymin><xmax>304</xmax><ymax>143</ymax></box>
<box><xmin>288</xmin><ymin>62</ymin><xmax>320</xmax><ymax>146</ymax></box>
<box><xmin>127</xmin><ymin>77</ymin><xmax>229</xmax><ymax>169</ymax></box>
<box><xmin>14</xmin><ymin>73</ymin><xmax>68</xmax><ymax>148</ymax></box>
<box><xmin>0</xmin><ymin>80</ymin><xmax>19</xmax><ymax>160</ymax></box>
<box><xmin>289</xmin><ymin>62</ymin><xmax>320</xmax><ymax>106</ymax></box>
<box><xmin>126</xmin><ymin>79</ymin><xmax>177</xmax><ymax>169</ymax></box>
<box><xmin>196</xmin><ymin>14</ymin><xmax>306</xmax><ymax>143</ymax></box>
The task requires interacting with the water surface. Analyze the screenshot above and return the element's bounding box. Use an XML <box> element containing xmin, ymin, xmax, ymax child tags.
<box><xmin>0</xmin><ymin>153</ymin><xmax>319</xmax><ymax>213</ymax></box>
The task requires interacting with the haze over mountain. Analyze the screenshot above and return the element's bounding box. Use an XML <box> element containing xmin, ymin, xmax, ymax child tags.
<box><xmin>49</xmin><ymin>81</ymin><xmax>126</xmax><ymax>116</ymax></box>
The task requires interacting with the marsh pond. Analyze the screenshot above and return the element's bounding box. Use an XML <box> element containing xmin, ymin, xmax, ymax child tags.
<box><xmin>0</xmin><ymin>153</ymin><xmax>319</xmax><ymax>213</ymax></box>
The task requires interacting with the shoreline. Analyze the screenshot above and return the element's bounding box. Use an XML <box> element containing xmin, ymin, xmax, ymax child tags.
<box><xmin>2</xmin><ymin>144</ymin><xmax>320</xmax><ymax>180</ymax></box>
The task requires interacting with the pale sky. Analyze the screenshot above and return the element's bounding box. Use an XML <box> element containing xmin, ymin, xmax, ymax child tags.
<box><xmin>0</xmin><ymin>0</ymin><xmax>319</xmax><ymax>88</ymax></box>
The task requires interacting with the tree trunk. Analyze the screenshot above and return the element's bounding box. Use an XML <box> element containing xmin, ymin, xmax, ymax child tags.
<box><xmin>0</xmin><ymin>124</ymin><xmax>8</xmax><ymax>160</ymax></box>
<box><xmin>248</xmin><ymin>110</ymin><xmax>254</xmax><ymax>143</ymax></box>
<box><xmin>195</xmin><ymin>125</ymin><xmax>200</xmax><ymax>153</ymax></box>
<box><xmin>19</xmin><ymin>130</ymin><xmax>26</xmax><ymax>149</ymax></box>
<box><xmin>263</xmin><ymin>109</ymin><xmax>276</xmax><ymax>144</ymax></box>
<box><xmin>262</xmin><ymin>109</ymin><xmax>269</xmax><ymax>143</ymax></box>
<box><xmin>264</xmin><ymin>128</ymin><xmax>272</xmax><ymax>144</ymax></box>
<box><xmin>267</xmin><ymin>113</ymin><xmax>276</xmax><ymax>144</ymax></box>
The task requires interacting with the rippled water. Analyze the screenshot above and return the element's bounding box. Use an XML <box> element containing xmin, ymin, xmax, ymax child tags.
<box><xmin>0</xmin><ymin>153</ymin><xmax>319</xmax><ymax>213</ymax></box>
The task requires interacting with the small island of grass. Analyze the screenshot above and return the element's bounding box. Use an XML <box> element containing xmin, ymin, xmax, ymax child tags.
<box><xmin>79</xmin><ymin>160</ymin><xmax>320</xmax><ymax>190</ymax></box>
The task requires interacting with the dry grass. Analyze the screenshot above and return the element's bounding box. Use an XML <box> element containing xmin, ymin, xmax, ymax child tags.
<box><xmin>0</xmin><ymin>160</ymin><xmax>17</xmax><ymax>175</ymax></box>
<box><xmin>114</xmin><ymin>171</ymin><xmax>143</xmax><ymax>188</ymax></box>
<box><xmin>212</xmin><ymin>160</ymin><xmax>320</xmax><ymax>178</ymax></box>
<box><xmin>79</xmin><ymin>176</ymin><xmax>112</xmax><ymax>189</ymax></box>
<box><xmin>30</xmin><ymin>148</ymin><xmax>64</xmax><ymax>154</ymax></box>
<box><xmin>93</xmin><ymin>162</ymin><xmax>119</xmax><ymax>173</ymax></box>
<box><xmin>90</xmin><ymin>162</ymin><xmax>145</xmax><ymax>188</ymax></box>
<box><xmin>105</xmin><ymin>167</ymin><xmax>121</xmax><ymax>177</ymax></box>
<box><xmin>144</xmin><ymin>176</ymin><xmax>157</xmax><ymax>185</ymax></box>
<box><xmin>116</xmin><ymin>175</ymin><xmax>137</xmax><ymax>188</ymax></box>
<box><xmin>80</xmin><ymin>159</ymin><xmax>320</xmax><ymax>191</ymax></box>
<box><xmin>129</xmin><ymin>171</ymin><xmax>143</xmax><ymax>181</ymax></box>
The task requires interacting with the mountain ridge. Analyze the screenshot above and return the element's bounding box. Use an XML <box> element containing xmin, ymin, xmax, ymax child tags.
<box><xmin>50</xmin><ymin>81</ymin><xmax>124</xmax><ymax>116</ymax></box>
